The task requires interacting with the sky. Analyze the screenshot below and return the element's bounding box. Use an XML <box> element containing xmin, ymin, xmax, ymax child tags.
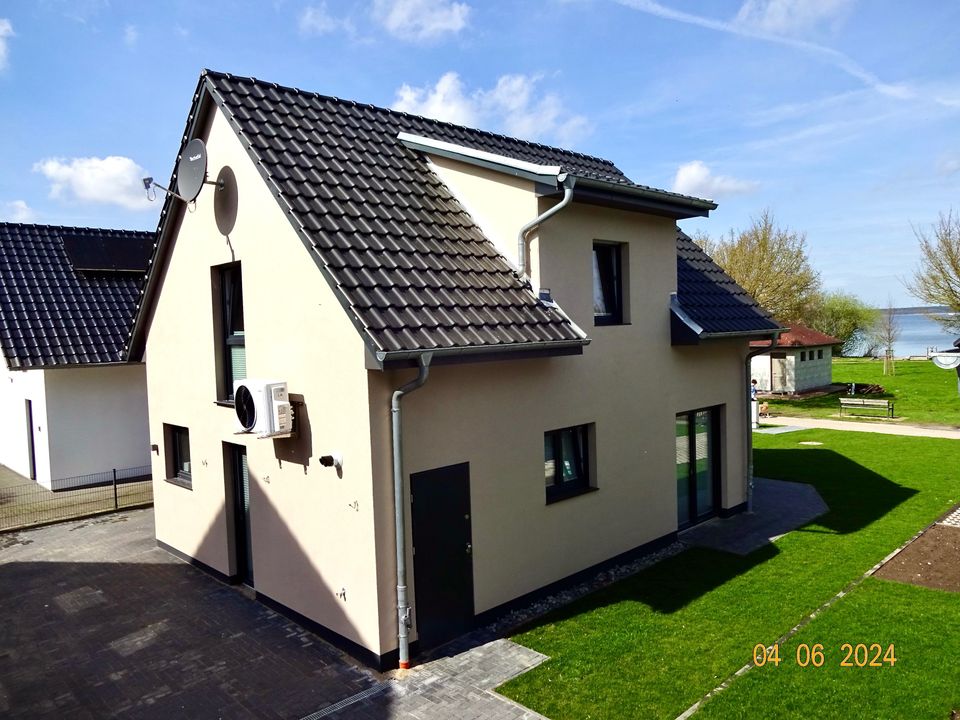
<box><xmin>1</xmin><ymin>0</ymin><xmax>958</xmax><ymax>307</ymax></box>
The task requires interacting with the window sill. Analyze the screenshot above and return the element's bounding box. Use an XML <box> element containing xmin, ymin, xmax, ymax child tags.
<box><xmin>546</xmin><ymin>485</ymin><xmax>597</xmax><ymax>505</ymax></box>
<box><xmin>164</xmin><ymin>475</ymin><xmax>193</xmax><ymax>490</ymax></box>
<box><xmin>593</xmin><ymin>320</ymin><xmax>631</xmax><ymax>327</ymax></box>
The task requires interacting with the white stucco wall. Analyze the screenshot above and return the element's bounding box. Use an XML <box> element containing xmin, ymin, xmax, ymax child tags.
<box><xmin>0</xmin><ymin>363</ymin><xmax>50</xmax><ymax>486</ymax></box>
<box><xmin>43</xmin><ymin>363</ymin><xmax>150</xmax><ymax>489</ymax></box>
<box><xmin>794</xmin><ymin>345</ymin><xmax>833</xmax><ymax>392</ymax></box>
<box><xmin>752</xmin><ymin>346</ymin><xmax>832</xmax><ymax>393</ymax></box>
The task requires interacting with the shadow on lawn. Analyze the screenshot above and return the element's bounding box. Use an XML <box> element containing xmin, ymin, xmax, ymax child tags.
<box><xmin>516</xmin><ymin>447</ymin><xmax>917</xmax><ymax>631</ymax></box>
<box><xmin>756</xmin><ymin>447</ymin><xmax>917</xmax><ymax>536</ymax></box>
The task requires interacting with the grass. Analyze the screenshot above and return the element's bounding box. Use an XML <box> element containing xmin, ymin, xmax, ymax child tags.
<box><xmin>697</xmin><ymin>578</ymin><xmax>960</xmax><ymax>719</ymax></box>
<box><xmin>496</xmin><ymin>430</ymin><xmax>960</xmax><ymax>719</ymax></box>
<box><xmin>764</xmin><ymin>358</ymin><xmax>960</xmax><ymax>426</ymax></box>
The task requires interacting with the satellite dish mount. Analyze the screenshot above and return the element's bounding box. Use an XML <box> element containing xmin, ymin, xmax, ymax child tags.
<box><xmin>143</xmin><ymin>138</ymin><xmax>223</xmax><ymax>205</ymax></box>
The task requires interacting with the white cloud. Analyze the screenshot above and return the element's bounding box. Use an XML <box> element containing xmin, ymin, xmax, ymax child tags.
<box><xmin>0</xmin><ymin>18</ymin><xmax>13</xmax><ymax>71</ymax></box>
<box><xmin>372</xmin><ymin>0</ymin><xmax>470</xmax><ymax>41</ymax></box>
<box><xmin>734</xmin><ymin>0</ymin><xmax>854</xmax><ymax>36</ymax></box>
<box><xmin>123</xmin><ymin>24</ymin><xmax>138</xmax><ymax>47</ymax></box>
<box><xmin>939</xmin><ymin>155</ymin><xmax>960</xmax><ymax>177</ymax></box>
<box><xmin>299</xmin><ymin>3</ymin><xmax>354</xmax><ymax>36</ymax></box>
<box><xmin>614</xmin><ymin>0</ymin><xmax>919</xmax><ymax>104</ymax></box>
<box><xmin>392</xmin><ymin>72</ymin><xmax>592</xmax><ymax>147</ymax></box>
<box><xmin>672</xmin><ymin>161</ymin><xmax>758</xmax><ymax>199</ymax></box>
<box><xmin>1</xmin><ymin>200</ymin><xmax>35</xmax><ymax>223</ymax></box>
<box><xmin>33</xmin><ymin>156</ymin><xmax>152</xmax><ymax>211</ymax></box>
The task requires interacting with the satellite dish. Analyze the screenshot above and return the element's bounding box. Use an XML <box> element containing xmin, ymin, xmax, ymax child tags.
<box><xmin>932</xmin><ymin>352</ymin><xmax>960</xmax><ymax>370</ymax></box>
<box><xmin>176</xmin><ymin>138</ymin><xmax>208</xmax><ymax>202</ymax></box>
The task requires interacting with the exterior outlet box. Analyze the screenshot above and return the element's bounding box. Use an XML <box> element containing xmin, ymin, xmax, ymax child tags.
<box><xmin>234</xmin><ymin>380</ymin><xmax>295</xmax><ymax>437</ymax></box>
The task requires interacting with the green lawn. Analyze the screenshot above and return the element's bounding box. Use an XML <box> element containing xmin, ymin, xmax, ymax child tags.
<box><xmin>764</xmin><ymin>358</ymin><xmax>960</xmax><ymax>426</ymax></box>
<box><xmin>497</xmin><ymin>430</ymin><xmax>960</xmax><ymax>719</ymax></box>
<box><xmin>697</xmin><ymin>578</ymin><xmax>960</xmax><ymax>719</ymax></box>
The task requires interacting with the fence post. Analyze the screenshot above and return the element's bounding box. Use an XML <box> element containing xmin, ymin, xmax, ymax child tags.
<box><xmin>113</xmin><ymin>469</ymin><xmax>118</xmax><ymax>510</ymax></box>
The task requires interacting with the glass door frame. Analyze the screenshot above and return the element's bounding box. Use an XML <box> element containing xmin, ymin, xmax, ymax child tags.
<box><xmin>676</xmin><ymin>406</ymin><xmax>722</xmax><ymax>530</ymax></box>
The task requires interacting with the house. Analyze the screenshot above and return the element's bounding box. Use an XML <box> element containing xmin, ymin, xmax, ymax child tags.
<box><xmin>127</xmin><ymin>70</ymin><xmax>781</xmax><ymax>669</ymax></box>
<box><xmin>0</xmin><ymin>223</ymin><xmax>153</xmax><ymax>490</ymax></box>
<box><xmin>750</xmin><ymin>322</ymin><xmax>839</xmax><ymax>394</ymax></box>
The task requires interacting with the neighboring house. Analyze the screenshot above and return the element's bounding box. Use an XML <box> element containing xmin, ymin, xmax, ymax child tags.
<box><xmin>127</xmin><ymin>70</ymin><xmax>780</xmax><ymax>669</ymax></box>
<box><xmin>750</xmin><ymin>323</ymin><xmax>839</xmax><ymax>394</ymax></box>
<box><xmin>0</xmin><ymin>223</ymin><xmax>153</xmax><ymax>490</ymax></box>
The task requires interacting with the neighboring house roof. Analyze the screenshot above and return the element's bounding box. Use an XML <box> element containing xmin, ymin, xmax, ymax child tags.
<box><xmin>749</xmin><ymin>322</ymin><xmax>839</xmax><ymax>349</ymax></box>
<box><xmin>127</xmin><ymin>70</ymin><xmax>728</xmax><ymax>366</ymax></box>
<box><xmin>671</xmin><ymin>230</ymin><xmax>783</xmax><ymax>343</ymax></box>
<box><xmin>0</xmin><ymin>223</ymin><xmax>152</xmax><ymax>369</ymax></box>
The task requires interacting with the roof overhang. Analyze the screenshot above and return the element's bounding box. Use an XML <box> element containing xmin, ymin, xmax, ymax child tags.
<box><xmin>399</xmin><ymin>132</ymin><xmax>716</xmax><ymax>219</ymax></box>
<box><xmin>370</xmin><ymin>338</ymin><xmax>590</xmax><ymax>369</ymax></box>
<box><xmin>670</xmin><ymin>294</ymin><xmax>784</xmax><ymax>345</ymax></box>
<box><xmin>398</xmin><ymin>132</ymin><xmax>565</xmax><ymax>187</ymax></box>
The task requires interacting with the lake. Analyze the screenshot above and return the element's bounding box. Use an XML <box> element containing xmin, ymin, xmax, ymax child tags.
<box><xmin>892</xmin><ymin>312</ymin><xmax>959</xmax><ymax>357</ymax></box>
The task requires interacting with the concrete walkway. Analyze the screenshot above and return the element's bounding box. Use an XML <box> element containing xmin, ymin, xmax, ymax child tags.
<box><xmin>761</xmin><ymin>414</ymin><xmax>960</xmax><ymax>440</ymax></box>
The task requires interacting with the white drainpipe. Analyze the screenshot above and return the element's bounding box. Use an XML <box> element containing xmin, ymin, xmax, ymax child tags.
<box><xmin>516</xmin><ymin>175</ymin><xmax>576</xmax><ymax>279</ymax></box>
<box><xmin>745</xmin><ymin>335</ymin><xmax>780</xmax><ymax>512</ymax></box>
<box><xmin>392</xmin><ymin>352</ymin><xmax>432</xmax><ymax>669</ymax></box>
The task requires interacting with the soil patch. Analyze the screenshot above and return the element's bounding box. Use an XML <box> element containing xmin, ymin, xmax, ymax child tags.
<box><xmin>875</xmin><ymin>523</ymin><xmax>960</xmax><ymax>592</ymax></box>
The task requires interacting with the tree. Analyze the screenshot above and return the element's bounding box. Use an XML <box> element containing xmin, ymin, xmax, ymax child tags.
<box><xmin>806</xmin><ymin>291</ymin><xmax>878</xmax><ymax>356</ymax></box>
<box><xmin>905</xmin><ymin>210</ymin><xmax>960</xmax><ymax>334</ymax></box>
<box><xmin>696</xmin><ymin>209</ymin><xmax>821</xmax><ymax>322</ymax></box>
<box><xmin>871</xmin><ymin>301</ymin><xmax>901</xmax><ymax>375</ymax></box>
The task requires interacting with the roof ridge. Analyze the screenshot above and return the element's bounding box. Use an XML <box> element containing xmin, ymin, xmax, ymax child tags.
<box><xmin>0</xmin><ymin>221</ymin><xmax>154</xmax><ymax>237</ymax></box>
<box><xmin>200</xmin><ymin>68</ymin><xmax>625</xmax><ymax>175</ymax></box>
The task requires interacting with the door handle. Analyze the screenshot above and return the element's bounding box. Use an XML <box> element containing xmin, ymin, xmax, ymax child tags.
<box><xmin>465</xmin><ymin>543</ymin><xmax>472</xmax><ymax>555</ymax></box>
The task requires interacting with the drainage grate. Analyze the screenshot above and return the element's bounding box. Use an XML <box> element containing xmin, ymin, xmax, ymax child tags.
<box><xmin>298</xmin><ymin>682</ymin><xmax>392</xmax><ymax>720</ymax></box>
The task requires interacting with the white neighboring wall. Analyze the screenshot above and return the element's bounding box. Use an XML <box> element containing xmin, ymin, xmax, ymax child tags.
<box><xmin>0</xmin><ymin>362</ymin><xmax>51</xmax><ymax>484</ymax></box>
<box><xmin>0</xmin><ymin>362</ymin><xmax>150</xmax><ymax>490</ymax></box>
<box><xmin>44</xmin><ymin>364</ymin><xmax>150</xmax><ymax>489</ymax></box>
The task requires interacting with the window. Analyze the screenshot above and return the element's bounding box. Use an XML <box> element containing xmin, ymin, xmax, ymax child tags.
<box><xmin>164</xmin><ymin>424</ymin><xmax>192</xmax><ymax>489</ymax></box>
<box><xmin>676</xmin><ymin>407</ymin><xmax>720</xmax><ymax>529</ymax></box>
<box><xmin>544</xmin><ymin>424</ymin><xmax>593</xmax><ymax>503</ymax></box>
<box><xmin>215</xmin><ymin>263</ymin><xmax>245</xmax><ymax>400</ymax></box>
<box><xmin>818</xmin><ymin>349</ymin><xmax>824</xmax><ymax>360</ymax></box>
<box><xmin>593</xmin><ymin>242</ymin><xmax>625</xmax><ymax>325</ymax></box>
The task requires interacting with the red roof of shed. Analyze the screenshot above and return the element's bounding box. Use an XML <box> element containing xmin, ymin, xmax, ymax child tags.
<box><xmin>749</xmin><ymin>322</ymin><xmax>839</xmax><ymax>349</ymax></box>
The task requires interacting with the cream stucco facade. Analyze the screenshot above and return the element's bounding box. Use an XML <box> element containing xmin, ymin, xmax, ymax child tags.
<box><xmin>146</xmin><ymin>103</ymin><xmax>754</xmax><ymax>668</ymax></box>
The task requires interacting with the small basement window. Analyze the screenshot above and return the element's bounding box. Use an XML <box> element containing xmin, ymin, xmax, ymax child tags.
<box><xmin>164</xmin><ymin>424</ymin><xmax>192</xmax><ymax>489</ymax></box>
<box><xmin>544</xmin><ymin>424</ymin><xmax>594</xmax><ymax>503</ymax></box>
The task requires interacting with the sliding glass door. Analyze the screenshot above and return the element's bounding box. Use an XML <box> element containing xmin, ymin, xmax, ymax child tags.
<box><xmin>676</xmin><ymin>407</ymin><xmax>721</xmax><ymax>529</ymax></box>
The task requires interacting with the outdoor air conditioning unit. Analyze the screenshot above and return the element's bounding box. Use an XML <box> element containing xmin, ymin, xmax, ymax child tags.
<box><xmin>234</xmin><ymin>379</ymin><xmax>294</xmax><ymax>437</ymax></box>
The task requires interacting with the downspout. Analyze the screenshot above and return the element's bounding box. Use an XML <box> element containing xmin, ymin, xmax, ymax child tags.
<box><xmin>516</xmin><ymin>175</ymin><xmax>576</xmax><ymax>279</ymax></box>
<box><xmin>392</xmin><ymin>352</ymin><xmax>433</xmax><ymax>669</ymax></box>
<box><xmin>745</xmin><ymin>335</ymin><xmax>780</xmax><ymax>512</ymax></box>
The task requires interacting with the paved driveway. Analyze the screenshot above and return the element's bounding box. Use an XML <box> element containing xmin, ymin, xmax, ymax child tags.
<box><xmin>0</xmin><ymin>509</ymin><xmax>548</xmax><ymax>720</ymax></box>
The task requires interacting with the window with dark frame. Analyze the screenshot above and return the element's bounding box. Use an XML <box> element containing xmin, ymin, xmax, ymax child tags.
<box><xmin>165</xmin><ymin>424</ymin><xmax>192</xmax><ymax>489</ymax></box>
<box><xmin>818</xmin><ymin>349</ymin><xmax>824</xmax><ymax>359</ymax></box>
<box><xmin>544</xmin><ymin>424</ymin><xmax>592</xmax><ymax>503</ymax></box>
<box><xmin>219</xmin><ymin>263</ymin><xmax>245</xmax><ymax>399</ymax></box>
<box><xmin>592</xmin><ymin>242</ymin><xmax>623</xmax><ymax>325</ymax></box>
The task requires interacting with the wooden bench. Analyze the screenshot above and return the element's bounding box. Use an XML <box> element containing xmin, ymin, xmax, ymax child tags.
<box><xmin>839</xmin><ymin>397</ymin><xmax>894</xmax><ymax>418</ymax></box>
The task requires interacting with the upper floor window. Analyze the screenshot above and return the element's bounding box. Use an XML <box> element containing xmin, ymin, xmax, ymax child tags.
<box><xmin>593</xmin><ymin>242</ymin><xmax>625</xmax><ymax>325</ymax></box>
<box><xmin>215</xmin><ymin>263</ymin><xmax>245</xmax><ymax>400</ymax></box>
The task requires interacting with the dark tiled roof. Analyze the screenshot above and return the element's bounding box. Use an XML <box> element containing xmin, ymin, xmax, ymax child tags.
<box><xmin>199</xmin><ymin>71</ymin><xmax>602</xmax><ymax>358</ymax></box>
<box><xmin>0</xmin><ymin>223</ymin><xmax>151</xmax><ymax>368</ymax></box>
<box><xmin>675</xmin><ymin>229</ymin><xmax>782</xmax><ymax>337</ymax></box>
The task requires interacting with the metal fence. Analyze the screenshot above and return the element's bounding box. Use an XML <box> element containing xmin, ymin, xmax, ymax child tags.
<box><xmin>0</xmin><ymin>465</ymin><xmax>153</xmax><ymax>532</ymax></box>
